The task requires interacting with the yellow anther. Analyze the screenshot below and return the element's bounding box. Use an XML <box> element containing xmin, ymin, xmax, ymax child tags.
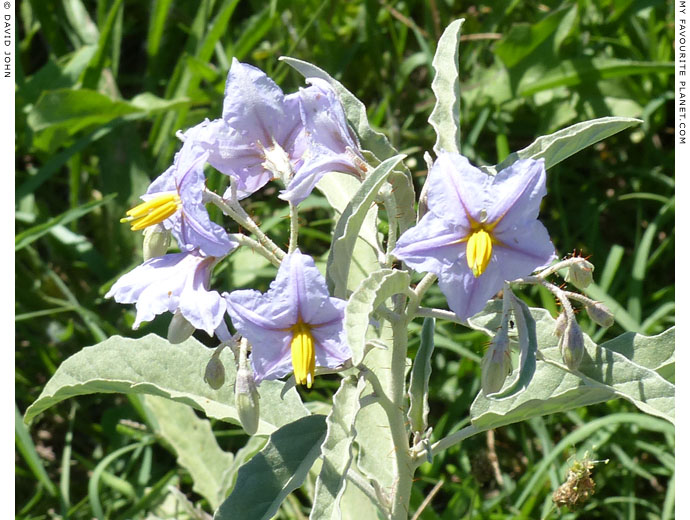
<box><xmin>466</xmin><ymin>229</ymin><xmax>493</xmax><ymax>277</ymax></box>
<box><xmin>121</xmin><ymin>193</ymin><xmax>180</xmax><ymax>231</ymax></box>
<box><xmin>290</xmin><ymin>321</ymin><xmax>316</xmax><ymax>388</ymax></box>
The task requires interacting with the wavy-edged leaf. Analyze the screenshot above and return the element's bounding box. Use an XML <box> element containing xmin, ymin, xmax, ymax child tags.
<box><xmin>310</xmin><ymin>376</ymin><xmax>367</xmax><ymax>520</ymax></box>
<box><xmin>428</xmin><ymin>18</ymin><xmax>464</xmax><ymax>155</ymax></box>
<box><xmin>214</xmin><ymin>415</ymin><xmax>327</xmax><ymax>520</ymax></box>
<box><xmin>597</xmin><ymin>328</ymin><xmax>675</xmax><ymax>383</ymax></box>
<box><xmin>24</xmin><ymin>334</ymin><xmax>308</xmax><ymax>435</ymax></box>
<box><xmin>496</xmin><ymin>116</ymin><xmax>642</xmax><ymax>172</ymax></box>
<box><xmin>469</xmin><ymin>303</ymin><xmax>674</xmax><ymax>428</ymax></box>
<box><xmin>345</xmin><ymin>269</ymin><xmax>411</xmax><ymax>366</ymax></box>
<box><xmin>327</xmin><ymin>155</ymin><xmax>405</xmax><ymax>298</ymax></box>
<box><xmin>407</xmin><ymin>317</ymin><xmax>435</xmax><ymax>434</ymax></box>
<box><xmin>142</xmin><ymin>395</ymin><xmax>233</xmax><ymax>510</ymax></box>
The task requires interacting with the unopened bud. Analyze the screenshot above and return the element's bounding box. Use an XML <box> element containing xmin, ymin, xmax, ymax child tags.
<box><xmin>565</xmin><ymin>259</ymin><xmax>594</xmax><ymax>289</ymax></box>
<box><xmin>559</xmin><ymin>320</ymin><xmax>584</xmax><ymax>370</ymax></box>
<box><xmin>554</xmin><ymin>312</ymin><xmax>567</xmax><ymax>337</ymax></box>
<box><xmin>585</xmin><ymin>302</ymin><xmax>614</xmax><ymax>328</ymax></box>
<box><xmin>167</xmin><ymin>311</ymin><xmax>195</xmax><ymax>344</ymax></box>
<box><xmin>481</xmin><ymin>332</ymin><xmax>512</xmax><ymax>395</ymax></box>
<box><xmin>142</xmin><ymin>223</ymin><xmax>171</xmax><ymax>260</ymax></box>
<box><xmin>204</xmin><ymin>355</ymin><xmax>226</xmax><ymax>390</ymax></box>
<box><xmin>235</xmin><ymin>366</ymin><xmax>260</xmax><ymax>435</ymax></box>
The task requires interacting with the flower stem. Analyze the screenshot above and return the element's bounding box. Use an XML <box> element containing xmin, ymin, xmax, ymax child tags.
<box><xmin>288</xmin><ymin>202</ymin><xmax>299</xmax><ymax>254</ymax></box>
<box><xmin>205</xmin><ymin>190</ymin><xmax>286</xmax><ymax>261</ymax></box>
<box><xmin>228</xmin><ymin>233</ymin><xmax>282</xmax><ymax>268</ymax></box>
<box><xmin>414</xmin><ymin>306</ymin><xmax>467</xmax><ymax>326</ymax></box>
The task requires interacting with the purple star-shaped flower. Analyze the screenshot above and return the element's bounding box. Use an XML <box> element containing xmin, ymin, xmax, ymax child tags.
<box><xmin>123</xmin><ymin>135</ymin><xmax>234</xmax><ymax>258</ymax></box>
<box><xmin>224</xmin><ymin>250</ymin><xmax>351</xmax><ymax>387</ymax></box>
<box><xmin>186</xmin><ymin>61</ymin><xmax>366</xmax><ymax>203</ymax></box>
<box><xmin>279</xmin><ymin>77</ymin><xmax>367</xmax><ymax>204</ymax></box>
<box><xmin>106</xmin><ymin>249</ymin><xmax>236</xmax><ymax>337</ymax></box>
<box><xmin>392</xmin><ymin>153</ymin><xmax>556</xmax><ymax>320</ymax></box>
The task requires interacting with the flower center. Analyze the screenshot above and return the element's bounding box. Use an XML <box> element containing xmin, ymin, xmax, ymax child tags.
<box><xmin>466</xmin><ymin>229</ymin><xmax>493</xmax><ymax>277</ymax></box>
<box><xmin>290</xmin><ymin>321</ymin><xmax>316</xmax><ymax>388</ymax></box>
<box><xmin>121</xmin><ymin>193</ymin><xmax>181</xmax><ymax>231</ymax></box>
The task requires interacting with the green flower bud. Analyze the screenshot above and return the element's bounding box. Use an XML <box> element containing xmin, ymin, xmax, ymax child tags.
<box><xmin>235</xmin><ymin>366</ymin><xmax>260</xmax><ymax>435</ymax></box>
<box><xmin>585</xmin><ymin>302</ymin><xmax>614</xmax><ymax>328</ymax></box>
<box><xmin>559</xmin><ymin>320</ymin><xmax>584</xmax><ymax>370</ymax></box>
<box><xmin>204</xmin><ymin>355</ymin><xmax>226</xmax><ymax>390</ymax></box>
<box><xmin>554</xmin><ymin>312</ymin><xmax>567</xmax><ymax>337</ymax></box>
<box><xmin>142</xmin><ymin>223</ymin><xmax>171</xmax><ymax>260</ymax></box>
<box><xmin>565</xmin><ymin>259</ymin><xmax>594</xmax><ymax>289</ymax></box>
<box><xmin>481</xmin><ymin>332</ymin><xmax>512</xmax><ymax>395</ymax></box>
<box><xmin>167</xmin><ymin>311</ymin><xmax>195</xmax><ymax>344</ymax></box>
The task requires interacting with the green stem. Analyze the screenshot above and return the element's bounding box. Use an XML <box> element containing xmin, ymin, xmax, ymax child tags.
<box><xmin>389</xmin><ymin>314</ymin><xmax>415</xmax><ymax>520</ymax></box>
<box><xmin>205</xmin><ymin>190</ymin><xmax>286</xmax><ymax>261</ymax></box>
<box><xmin>288</xmin><ymin>202</ymin><xmax>299</xmax><ymax>253</ymax></box>
<box><xmin>417</xmin><ymin>424</ymin><xmax>486</xmax><ymax>467</ymax></box>
<box><xmin>229</xmin><ymin>233</ymin><xmax>282</xmax><ymax>268</ymax></box>
<box><xmin>414</xmin><ymin>306</ymin><xmax>467</xmax><ymax>326</ymax></box>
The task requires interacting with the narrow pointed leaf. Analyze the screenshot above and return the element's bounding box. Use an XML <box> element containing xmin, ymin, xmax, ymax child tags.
<box><xmin>214</xmin><ymin>415</ymin><xmax>327</xmax><ymax>520</ymax></box>
<box><xmin>345</xmin><ymin>268</ymin><xmax>411</xmax><ymax>366</ymax></box>
<box><xmin>24</xmin><ymin>334</ymin><xmax>308</xmax><ymax>435</ymax></box>
<box><xmin>310</xmin><ymin>376</ymin><xmax>367</xmax><ymax>520</ymax></box>
<box><xmin>327</xmin><ymin>155</ymin><xmax>406</xmax><ymax>298</ymax></box>
<box><xmin>428</xmin><ymin>18</ymin><xmax>464</xmax><ymax>155</ymax></box>
<box><xmin>495</xmin><ymin>116</ymin><xmax>642</xmax><ymax>172</ymax></box>
<box><xmin>407</xmin><ymin>317</ymin><xmax>435</xmax><ymax>433</ymax></box>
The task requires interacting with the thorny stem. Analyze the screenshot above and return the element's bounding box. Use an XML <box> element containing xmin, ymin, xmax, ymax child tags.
<box><xmin>204</xmin><ymin>189</ymin><xmax>286</xmax><ymax>261</ymax></box>
<box><xmin>288</xmin><ymin>201</ymin><xmax>299</xmax><ymax>254</ymax></box>
<box><xmin>512</xmin><ymin>276</ymin><xmax>576</xmax><ymax>321</ymax></box>
<box><xmin>228</xmin><ymin>233</ymin><xmax>281</xmax><ymax>268</ymax></box>
<box><xmin>533</xmin><ymin>256</ymin><xmax>590</xmax><ymax>280</ymax></box>
<box><xmin>405</xmin><ymin>273</ymin><xmax>437</xmax><ymax>320</ymax></box>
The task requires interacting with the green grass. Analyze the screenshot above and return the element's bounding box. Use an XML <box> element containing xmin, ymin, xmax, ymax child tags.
<box><xmin>16</xmin><ymin>0</ymin><xmax>674</xmax><ymax>518</ymax></box>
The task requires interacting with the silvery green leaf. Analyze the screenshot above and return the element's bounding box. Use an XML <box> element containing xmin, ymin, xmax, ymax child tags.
<box><xmin>310</xmin><ymin>376</ymin><xmax>367</xmax><ymax>520</ymax></box>
<box><xmin>354</xmin><ymin>321</ymin><xmax>396</xmax><ymax>490</ymax></box>
<box><xmin>142</xmin><ymin>395</ymin><xmax>233</xmax><ymax>510</ymax></box>
<box><xmin>214</xmin><ymin>415</ymin><xmax>327</xmax><ymax>520</ymax></box>
<box><xmin>327</xmin><ymin>155</ymin><xmax>406</xmax><ymax>299</ymax></box>
<box><xmin>407</xmin><ymin>318</ymin><xmax>435</xmax><ymax>434</ymax></box>
<box><xmin>495</xmin><ymin>116</ymin><xmax>642</xmax><ymax>172</ymax></box>
<box><xmin>279</xmin><ymin>57</ymin><xmax>400</xmax><ymax>161</ymax></box>
<box><xmin>428</xmin><ymin>18</ymin><xmax>464</xmax><ymax>155</ymax></box>
<box><xmin>388</xmin><ymin>169</ymin><xmax>417</xmax><ymax>235</ymax></box>
<box><xmin>469</xmin><ymin>304</ymin><xmax>675</xmax><ymax>428</ymax></box>
<box><xmin>596</xmin><ymin>328</ymin><xmax>675</xmax><ymax>383</ymax></box>
<box><xmin>345</xmin><ymin>268</ymin><xmax>411</xmax><ymax>366</ymax></box>
<box><xmin>24</xmin><ymin>334</ymin><xmax>308</xmax><ymax>435</ymax></box>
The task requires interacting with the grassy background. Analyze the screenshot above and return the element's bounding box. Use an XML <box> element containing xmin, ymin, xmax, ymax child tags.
<box><xmin>16</xmin><ymin>0</ymin><xmax>675</xmax><ymax>518</ymax></box>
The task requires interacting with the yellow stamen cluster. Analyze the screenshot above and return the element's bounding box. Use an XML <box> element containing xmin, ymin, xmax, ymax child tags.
<box><xmin>466</xmin><ymin>228</ymin><xmax>493</xmax><ymax>277</ymax></box>
<box><xmin>120</xmin><ymin>193</ymin><xmax>181</xmax><ymax>231</ymax></box>
<box><xmin>290</xmin><ymin>321</ymin><xmax>316</xmax><ymax>388</ymax></box>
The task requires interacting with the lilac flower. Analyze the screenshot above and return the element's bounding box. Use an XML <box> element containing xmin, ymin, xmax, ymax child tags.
<box><xmin>186</xmin><ymin>61</ymin><xmax>366</xmax><ymax>203</ymax></box>
<box><xmin>224</xmin><ymin>251</ymin><xmax>351</xmax><ymax>387</ymax></box>
<box><xmin>392</xmin><ymin>153</ymin><xmax>556</xmax><ymax>320</ymax></box>
<box><xmin>121</xmin><ymin>135</ymin><xmax>234</xmax><ymax>258</ymax></box>
<box><xmin>186</xmin><ymin>59</ymin><xmax>304</xmax><ymax>198</ymax></box>
<box><xmin>106</xmin><ymin>248</ymin><xmax>236</xmax><ymax>337</ymax></box>
<box><xmin>279</xmin><ymin>78</ymin><xmax>368</xmax><ymax>204</ymax></box>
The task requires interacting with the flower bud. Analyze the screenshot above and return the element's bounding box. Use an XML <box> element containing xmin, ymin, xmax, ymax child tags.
<box><xmin>167</xmin><ymin>311</ymin><xmax>195</xmax><ymax>344</ymax></box>
<box><xmin>565</xmin><ymin>259</ymin><xmax>594</xmax><ymax>289</ymax></box>
<box><xmin>235</xmin><ymin>365</ymin><xmax>260</xmax><ymax>435</ymax></box>
<box><xmin>481</xmin><ymin>331</ymin><xmax>512</xmax><ymax>395</ymax></box>
<box><xmin>554</xmin><ymin>312</ymin><xmax>567</xmax><ymax>337</ymax></box>
<box><xmin>559</xmin><ymin>320</ymin><xmax>584</xmax><ymax>370</ymax></box>
<box><xmin>204</xmin><ymin>355</ymin><xmax>226</xmax><ymax>390</ymax></box>
<box><xmin>142</xmin><ymin>223</ymin><xmax>171</xmax><ymax>260</ymax></box>
<box><xmin>585</xmin><ymin>302</ymin><xmax>614</xmax><ymax>328</ymax></box>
